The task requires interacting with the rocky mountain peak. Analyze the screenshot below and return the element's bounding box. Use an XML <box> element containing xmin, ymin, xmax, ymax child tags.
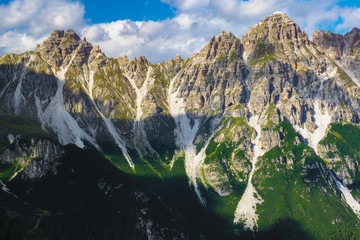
<box><xmin>246</xmin><ymin>11</ymin><xmax>300</xmax><ymax>37</ymax></box>
<box><xmin>88</xmin><ymin>45</ymin><xmax>107</xmax><ymax>68</ymax></box>
<box><xmin>49</xmin><ymin>30</ymin><xmax>65</xmax><ymax>39</ymax></box>
<box><xmin>175</xmin><ymin>54</ymin><xmax>182</xmax><ymax>62</ymax></box>
<box><xmin>345</xmin><ymin>27</ymin><xmax>360</xmax><ymax>40</ymax></box>
<box><xmin>38</xmin><ymin>29</ymin><xmax>93</xmax><ymax>68</ymax></box>
<box><xmin>242</xmin><ymin>12</ymin><xmax>309</xmax><ymax>60</ymax></box>
<box><xmin>42</xmin><ymin>29</ymin><xmax>81</xmax><ymax>49</ymax></box>
<box><xmin>137</xmin><ymin>55</ymin><xmax>149</xmax><ymax>64</ymax></box>
<box><xmin>3</xmin><ymin>16</ymin><xmax>360</xmax><ymax>239</ymax></box>
<box><xmin>63</xmin><ymin>29</ymin><xmax>81</xmax><ymax>41</ymax></box>
<box><xmin>197</xmin><ymin>30</ymin><xmax>242</xmax><ymax>61</ymax></box>
<box><xmin>118</xmin><ymin>55</ymin><xmax>151</xmax><ymax>88</ymax></box>
<box><xmin>313</xmin><ymin>28</ymin><xmax>360</xmax><ymax>59</ymax></box>
<box><xmin>344</xmin><ymin>27</ymin><xmax>360</xmax><ymax>50</ymax></box>
<box><xmin>312</xmin><ymin>30</ymin><xmax>344</xmax><ymax>59</ymax></box>
<box><xmin>265</xmin><ymin>11</ymin><xmax>292</xmax><ymax>22</ymax></box>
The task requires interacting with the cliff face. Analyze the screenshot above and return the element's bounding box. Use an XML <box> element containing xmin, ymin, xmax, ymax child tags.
<box><xmin>1</xmin><ymin>12</ymin><xmax>360</xmax><ymax>238</ymax></box>
<box><xmin>0</xmin><ymin>136</ymin><xmax>62</xmax><ymax>179</ymax></box>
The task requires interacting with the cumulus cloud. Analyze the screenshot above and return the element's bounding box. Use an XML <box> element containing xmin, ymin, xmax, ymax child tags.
<box><xmin>337</xmin><ymin>7</ymin><xmax>360</xmax><ymax>31</ymax></box>
<box><xmin>0</xmin><ymin>0</ymin><xmax>360</xmax><ymax>62</ymax></box>
<box><xmin>82</xmin><ymin>17</ymin><xmax>210</xmax><ymax>63</ymax></box>
<box><xmin>82</xmin><ymin>0</ymin><xmax>360</xmax><ymax>62</ymax></box>
<box><xmin>0</xmin><ymin>0</ymin><xmax>85</xmax><ymax>55</ymax></box>
<box><xmin>0</xmin><ymin>31</ymin><xmax>43</xmax><ymax>54</ymax></box>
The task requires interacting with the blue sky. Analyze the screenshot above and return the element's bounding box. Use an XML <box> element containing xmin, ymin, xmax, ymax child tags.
<box><xmin>0</xmin><ymin>0</ymin><xmax>360</xmax><ymax>62</ymax></box>
<box><xmin>81</xmin><ymin>0</ymin><xmax>175</xmax><ymax>23</ymax></box>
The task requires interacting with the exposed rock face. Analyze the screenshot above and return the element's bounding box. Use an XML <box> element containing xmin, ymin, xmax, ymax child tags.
<box><xmin>318</xmin><ymin>135</ymin><xmax>359</xmax><ymax>186</ymax></box>
<box><xmin>0</xmin><ymin>16</ymin><xmax>353</xmax><ymax>177</ymax></box>
<box><xmin>313</xmin><ymin>27</ymin><xmax>360</xmax><ymax>80</ymax></box>
<box><xmin>0</xmin><ymin>136</ymin><xmax>63</xmax><ymax>179</ymax></box>
<box><xmin>242</xmin><ymin>12</ymin><xmax>310</xmax><ymax>59</ymax></box>
<box><xmin>259</xmin><ymin>129</ymin><xmax>282</xmax><ymax>152</ymax></box>
<box><xmin>2</xmin><ymin>14</ymin><xmax>360</xmax><ymax>233</ymax></box>
<box><xmin>175</xmin><ymin>30</ymin><xmax>247</xmax><ymax>117</ymax></box>
<box><xmin>313</xmin><ymin>30</ymin><xmax>345</xmax><ymax>60</ymax></box>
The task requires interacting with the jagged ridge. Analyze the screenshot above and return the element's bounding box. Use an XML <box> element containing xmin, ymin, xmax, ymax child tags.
<box><xmin>1</xmin><ymin>12</ymin><xmax>360</xmax><ymax>238</ymax></box>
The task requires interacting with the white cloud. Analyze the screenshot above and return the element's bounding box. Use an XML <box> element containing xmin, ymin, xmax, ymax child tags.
<box><xmin>337</xmin><ymin>7</ymin><xmax>360</xmax><ymax>31</ymax></box>
<box><xmin>81</xmin><ymin>17</ymin><xmax>209</xmax><ymax>62</ymax></box>
<box><xmin>0</xmin><ymin>0</ymin><xmax>85</xmax><ymax>54</ymax></box>
<box><xmin>0</xmin><ymin>31</ymin><xmax>44</xmax><ymax>54</ymax></box>
<box><xmin>161</xmin><ymin>0</ymin><xmax>210</xmax><ymax>11</ymax></box>
<box><xmin>0</xmin><ymin>0</ymin><xmax>360</xmax><ymax>62</ymax></box>
<box><xmin>212</xmin><ymin>0</ymin><xmax>282</xmax><ymax>20</ymax></box>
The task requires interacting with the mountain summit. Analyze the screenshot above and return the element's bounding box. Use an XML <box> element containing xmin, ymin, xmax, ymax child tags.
<box><xmin>242</xmin><ymin>12</ymin><xmax>309</xmax><ymax>56</ymax></box>
<box><xmin>1</xmin><ymin>12</ymin><xmax>360</xmax><ymax>239</ymax></box>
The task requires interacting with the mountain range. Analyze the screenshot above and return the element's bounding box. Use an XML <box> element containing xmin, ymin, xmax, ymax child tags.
<box><xmin>1</xmin><ymin>12</ymin><xmax>360</xmax><ymax>239</ymax></box>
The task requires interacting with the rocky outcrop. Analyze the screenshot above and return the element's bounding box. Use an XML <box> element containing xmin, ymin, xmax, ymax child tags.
<box><xmin>318</xmin><ymin>141</ymin><xmax>359</xmax><ymax>185</ymax></box>
<box><xmin>0</xmin><ymin>136</ymin><xmax>63</xmax><ymax>179</ymax></box>
<box><xmin>172</xmin><ymin>30</ymin><xmax>248</xmax><ymax>117</ymax></box>
<box><xmin>242</xmin><ymin>12</ymin><xmax>310</xmax><ymax>59</ymax></box>
<box><xmin>313</xmin><ymin>30</ymin><xmax>345</xmax><ymax>60</ymax></box>
<box><xmin>1</xmin><ymin>13</ymin><xmax>360</xmax><ymax>210</ymax></box>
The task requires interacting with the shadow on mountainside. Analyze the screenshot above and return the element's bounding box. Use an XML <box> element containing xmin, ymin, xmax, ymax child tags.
<box><xmin>0</xmin><ymin>144</ymin><xmax>316</xmax><ymax>240</ymax></box>
<box><xmin>1</xmin><ymin>58</ymin><xmax>360</xmax><ymax>239</ymax></box>
<box><xmin>0</xmin><ymin>145</ymin><xmax>199</xmax><ymax>240</ymax></box>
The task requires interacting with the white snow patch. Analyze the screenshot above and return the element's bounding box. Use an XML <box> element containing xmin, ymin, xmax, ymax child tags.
<box><xmin>124</xmin><ymin>70</ymin><xmax>162</xmax><ymax>165</ymax></box>
<box><xmin>36</xmin><ymin>56</ymin><xmax>98</xmax><ymax>149</ymax></box>
<box><xmin>294</xmin><ymin>101</ymin><xmax>360</xmax><ymax>217</ymax></box>
<box><xmin>234</xmin><ymin>114</ymin><xmax>264</xmax><ymax>230</ymax></box>
<box><xmin>242</xmin><ymin>51</ymin><xmax>248</xmax><ymax>65</ymax></box>
<box><xmin>0</xmin><ymin>180</ymin><xmax>17</xmax><ymax>198</ymax></box>
<box><xmin>330</xmin><ymin>172</ymin><xmax>360</xmax><ymax>216</ymax></box>
<box><xmin>271</xmin><ymin>11</ymin><xmax>286</xmax><ymax>16</ymax></box>
<box><xmin>294</xmin><ymin>101</ymin><xmax>331</xmax><ymax>155</ymax></box>
<box><xmin>125</xmin><ymin>70</ymin><xmax>152</xmax><ymax>122</ymax></box>
<box><xmin>320</xmin><ymin>67</ymin><xmax>337</xmax><ymax>80</ymax></box>
<box><xmin>13</xmin><ymin>71</ymin><xmax>26</xmax><ymax>114</ymax></box>
<box><xmin>34</xmin><ymin>96</ymin><xmax>46</xmax><ymax>128</ymax></box>
<box><xmin>13</xmin><ymin>55</ymin><xmax>35</xmax><ymax>114</ymax></box>
<box><xmin>7</xmin><ymin>134</ymin><xmax>15</xmax><ymax>144</ymax></box>
<box><xmin>168</xmin><ymin>72</ymin><xmax>208</xmax><ymax>204</ymax></box>
<box><xmin>335</xmin><ymin>61</ymin><xmax>360</xmax><ymax>88</ymax></box>
<box><xmin>88</xmin><ymin>71</ymin><xmax>134</xmax><ymax>169</ymax></box>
